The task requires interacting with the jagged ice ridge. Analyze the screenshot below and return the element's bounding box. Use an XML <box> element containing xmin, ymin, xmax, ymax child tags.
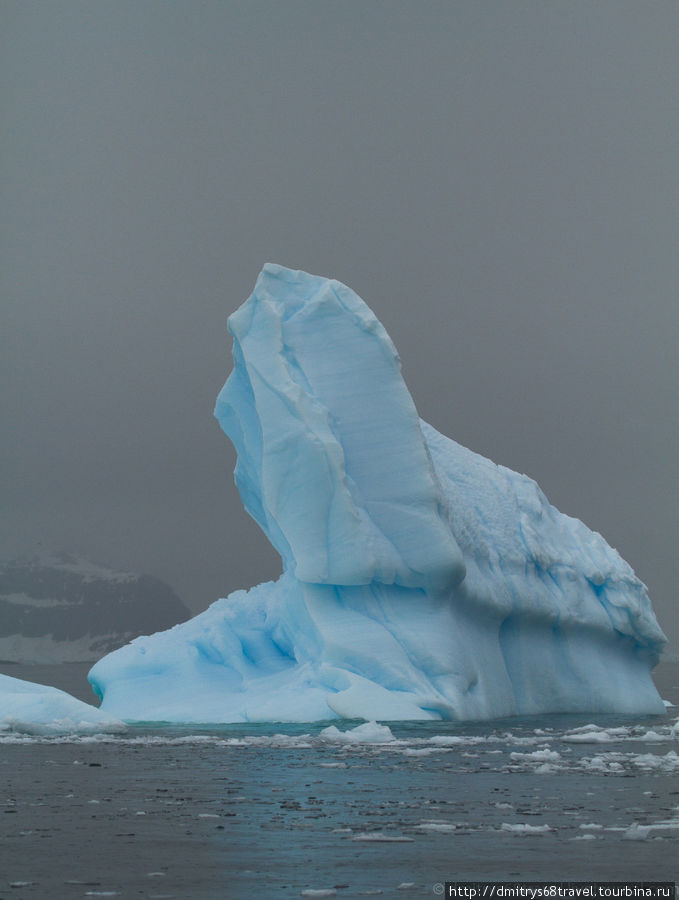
<box><xmin>89</xmin><ymin>264</ymin><xmax>667</xmax><ymax>723</ymax></box>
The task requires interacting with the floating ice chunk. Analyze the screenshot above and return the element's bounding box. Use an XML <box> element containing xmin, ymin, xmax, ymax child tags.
<box><xmin>637</xmin><ymin>730</ymin><xmax>667</xmax><ymax>742</ymax></box>
<box><xmin>501</xmin><ymin>823</ymin><xmax>553</xmax><ymax>834</ymax></box>
<box><xmin>510</xmin><ymin>748</ymin><xmax>561</xmax><ymax>761</ymax></box>
<box><xmin>578</xmin><ymin>754</ymin><xmax>625</xmax><ymax>773</ymax></box>
<box><xmin>622</xmin><ymin>822</ymin><xmax>654</xmax><ymax>841</ymax></box>
<box><xmin>562</xmin><ymin>730</ymin><xmax>618</xmax><ymax>743</ymax></box>
<box><xmin>630</xmin><ymin>751</ymin><xmax>679</xmax><ymax>771</ymax></box>
<box><xmin>416</xmin><ymin>822</ymin><xmax>457</xmax><ymax>832</ymax></box>
<box><xmin>319</xmin><ymin>721</ymin><xmax>395</xmax><ymax>743</ymax></box>
<box><xmin>351</xmin><ymin>833</ymin><xmax>414</xmax><ymax>842</ymax></box>
<box><xmin>0</xmin><ymin>673</ymin><xmax>124</xmax><ymax>735</ymax></box>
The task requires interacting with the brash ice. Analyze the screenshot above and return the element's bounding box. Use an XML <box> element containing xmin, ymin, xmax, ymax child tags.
<box><xmin>88</xmin><ymin>265</ymin><xmax>667</xmax><ymax>723</ymax></box>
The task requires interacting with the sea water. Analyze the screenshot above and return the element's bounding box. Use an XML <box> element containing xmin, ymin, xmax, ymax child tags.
<box><xmin>1</xmin><ymin>663</ymin><xmax>677</xmax><ymax>898</ymax></box>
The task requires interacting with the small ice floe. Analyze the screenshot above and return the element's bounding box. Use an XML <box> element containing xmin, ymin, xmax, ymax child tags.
<box><xmin>318</xmin><ymin>762</ymin><xmax>348</xmax><ymax>768</ymax></box>
<box><xmin>562</xmin><ymin>722</ymin><xmax>677</xmax><ymax>744</ymax></box>
<box><xmin>631</xmin><ymin>751</ymin><xmax>679</xmax><ymax>772</ymax></box>
<box><xmin>579</xmin><ymin>823</ymin><xmax>604</xmax><ymax>831</ymax></box>
<box><xmin>635</xmin><ymin>730</ymin><xmax>668</xmax><ymax>742</ymax></box>
<box><xmin>510</xmin><ymin>748</ymin><xmax>561</xmax><ymax>761</ymax></box>
<box><xmin>573</xmin><ymin>834</ymin><xmax>597</xmax><ymax>840</ymax></box>
<box><xmin>351</xmin><ymin>832</ymin><xmax>414</xmax><ymax>842</ymax></box>
<box><xmin>300</xmin><ymin>890</ymin><xmax>337</xmax><ymax>897</ymax></box>
<box><xmin>399</xmin><ymin>747</ymin><xmax>453</xmax><ymax>757</ymax></box>
<box><xmin>501</xmin><ymin>823</ymin><xmax>553</xmax><ymax>834</ymax></box>
<box><xmin>578</xmin><ymin>754</ymin><xmax>625</xmax><ymax>774</ymax></box>
<box><xmin>508</xmin><ymin>747</ymin><xmax>562</xmax><ymax>774</ymax></box>
<box><xmin>415</xmin><ymin>822</ymin><xmax>457</xmax><ymax>833</ymax></box>
<box><xmin>319</xmin><ymin>722</ymin><xmax>395</xmax><ymax>743</ymax></box>
<box><xmin>562</xmin><ymin>727</ymin><xmax>618</xmax><ymax>744</ymax></box>
<box><xmin>397</xmin><ymin>885</ymin><xmax>416</xmax><ymax>891</ymax></box>
<box><xmin>622</xmin><ymin>822</ymin><xmax>654</xmax><ymax>841</ymax></box>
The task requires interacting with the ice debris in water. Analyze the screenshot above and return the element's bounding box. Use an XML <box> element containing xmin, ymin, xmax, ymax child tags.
<box><xmin>319</xmin><ymin>721</ymin><xmax>395</xmax><ymax>743</ymax></box>
<box><xmin>501</xmin><ymin>823</ymin><xmax>554</xmax><ymax>834</ymax></box>
<box><xmin>88</xmin><ymin>264</ymin><xmax>667</xmax><ymax>724</ymax></box>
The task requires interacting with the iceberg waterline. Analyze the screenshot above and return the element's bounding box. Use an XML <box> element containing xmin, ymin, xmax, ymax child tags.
<box><xmin>89</xmin><ymin>264</ymin><xmax>666</xmax><ymax>723</ymax></box>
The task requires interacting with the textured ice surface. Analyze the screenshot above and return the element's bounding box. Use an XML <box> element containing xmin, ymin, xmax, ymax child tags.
<box><xmin>0</xmin><ymin>673</ymin><xmax>124</xmax><ymax>735</ymax></box>
<box><xmin>216</xmin><ymin>264</ymin><xmax>464</xmax><ymax>590</ymax></box>
<box><xmin>89</xmin><ymin>264</ymin><xmax>667</xmax><ymax>723</ymax></box>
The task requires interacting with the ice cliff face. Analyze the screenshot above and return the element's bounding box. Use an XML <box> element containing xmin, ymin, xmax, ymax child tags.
<box><xmin>217</xmin><ymin>265</ymin><xmax>465</xmax><ymax>590</ymax></box>
<box><xmin>89</xmin><ymin>264</ymin><xmax>667</xmax><ymax>723</ymax></box>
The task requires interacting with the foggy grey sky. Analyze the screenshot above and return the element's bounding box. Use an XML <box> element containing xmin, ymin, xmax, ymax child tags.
<box><xmin>2</xmin><ymin>2</ymin><xmax>678</xmax><ymax>648</ymax></box>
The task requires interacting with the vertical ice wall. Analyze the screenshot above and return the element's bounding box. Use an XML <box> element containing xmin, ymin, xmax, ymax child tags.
<box><xmin>215</xmin><ymin>263</ymin><xmax>465</xmax><ymax>590</ymax></box>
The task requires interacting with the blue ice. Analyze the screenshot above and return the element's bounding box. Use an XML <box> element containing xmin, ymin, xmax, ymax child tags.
<box><xmin>88</xmin><ymin>265</ymin><xmax>667</xmax><ymax>723</ymax></box>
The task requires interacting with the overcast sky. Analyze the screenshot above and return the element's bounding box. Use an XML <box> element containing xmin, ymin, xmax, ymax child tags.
<box><xmin>2</xmin><ymin>1</ymin><xmax>677</xmax><ymax>649</ymax></box>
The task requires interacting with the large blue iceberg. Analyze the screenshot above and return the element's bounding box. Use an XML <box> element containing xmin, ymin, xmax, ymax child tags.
<box><xmin>89</xmin><ymin>264</ymin><xmax>667</xmax><ymax>722</ymax></box>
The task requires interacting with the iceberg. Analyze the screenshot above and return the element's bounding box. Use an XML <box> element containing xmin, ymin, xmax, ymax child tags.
<box><xmin>89</xmin><ymin>264</ymin><xmax>667</xmax><ymax>723</ymax></box>
<box><xmin>0</xmin><ymin>673</ymin><xmax>124</xmax><ymax>735</ymax></box>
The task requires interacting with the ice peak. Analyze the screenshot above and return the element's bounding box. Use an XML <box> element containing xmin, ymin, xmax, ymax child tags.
<box><xmin>217</xmin><ymin>265</ymin><xmax>465</xmax><ymax>590</ymax></box>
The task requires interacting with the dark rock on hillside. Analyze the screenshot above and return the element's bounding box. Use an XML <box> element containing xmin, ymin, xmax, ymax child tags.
<box><xmin>0</xmin><ymin>553</ymin><xmax>190</xmax><ymax>662</ymax></box>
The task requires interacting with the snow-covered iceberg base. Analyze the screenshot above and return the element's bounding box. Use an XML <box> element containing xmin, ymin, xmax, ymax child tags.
<box><xmin>0</xmin><ymin>673</ymin><xmax>125</xmax><ymax>736</ymax></box>
<box><xmin>88</xmin><ymin>264</ymin><xmax>666</xmax><ymax>724</ymax></box>
<box><xmin>88</xmin><ymin>571</ymin><xmax>663</xmax><ymax>724</ymax></box>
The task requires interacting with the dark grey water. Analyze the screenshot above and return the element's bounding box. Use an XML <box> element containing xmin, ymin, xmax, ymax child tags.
<box><xmin>1</xmin><ymin>663</ymin><xmax>677</xmax><ymax>898</ymax></box>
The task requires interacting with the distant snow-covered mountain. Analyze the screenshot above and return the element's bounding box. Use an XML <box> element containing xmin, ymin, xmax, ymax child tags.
<box><xmin>0</xmin><ymin>553</ymin><xmax>190</xmax><ymax>663</ymax></box>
